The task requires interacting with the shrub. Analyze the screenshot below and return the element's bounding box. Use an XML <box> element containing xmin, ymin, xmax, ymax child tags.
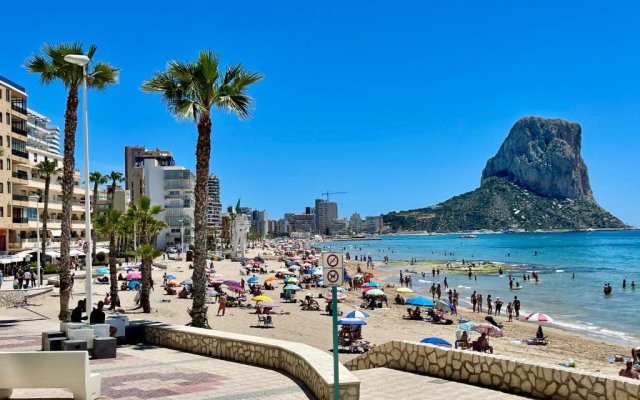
<box><xmin>96</xmin><ymin>252</ymin><xmax>107</xmax><ymax>263</ymax></box>
<box><xmin>43</xmin><ymin>263</ymin><xmax>58</xmax><ymax>274</ymax></box>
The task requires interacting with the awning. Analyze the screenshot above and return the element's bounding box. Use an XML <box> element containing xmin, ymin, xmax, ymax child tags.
<box><xmin>51</xmin><ymin>230</ymin><xmax>62</xmax><ymax>238</ymax></box>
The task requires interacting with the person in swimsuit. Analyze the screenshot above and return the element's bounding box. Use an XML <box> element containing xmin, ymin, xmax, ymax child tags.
<box><xmin>619</xmin><ymin>361</ymin><xmax>639</xmax><ymax>379</ymax></box>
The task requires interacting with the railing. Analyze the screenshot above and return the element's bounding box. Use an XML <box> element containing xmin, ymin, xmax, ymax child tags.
<box><xmin>12</xmin><ymin>172</ymin><xmax>29</xmax><ymax>180</ymax></box>
<box><xmin>11</xmin><ymin>100</ymin><xmax>27</xmax><ymax>115</ymax></box>
<box><xmin>12</xmin><ymin>217</ymin><xmax>32</xmax><ymax>224</ymax></box>
<box><xmin>11</xmin><ymin>124</ymin><xmax>27</xmax><ymax>136</ymax></box>
<box><xmin>12</xmin><ymin>194</ymin><xmax>29</xmax><ymax>202</ymax></box>
<box><xmin>11</xmin><ymin>148</ymin><xmax>28</xmax><ymax>159</ymax></box>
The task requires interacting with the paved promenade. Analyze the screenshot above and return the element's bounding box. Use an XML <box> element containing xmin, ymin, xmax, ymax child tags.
<box><xmin>1</xmin><ymin>309</ymin><xmax>529</xmax><ymax>399</ymax></box>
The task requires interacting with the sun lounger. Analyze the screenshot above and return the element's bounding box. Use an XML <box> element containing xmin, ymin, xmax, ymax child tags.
<box><xmin>526</xmin><ymin>337</ymin><xmax>548</xmax><ymax>345</ymax></box>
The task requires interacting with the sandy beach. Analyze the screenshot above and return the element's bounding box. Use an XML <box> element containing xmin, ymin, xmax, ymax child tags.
<box><xmin>2</xmin><ymin>246</ymin><xmax>633</xmax><ymax>380</ymax></box>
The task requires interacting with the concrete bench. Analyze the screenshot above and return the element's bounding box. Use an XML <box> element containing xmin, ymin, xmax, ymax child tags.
<box><xmin>0</xmin><ymin>351</ymin><xmax>101</xmax><ymax>400</ymax></box>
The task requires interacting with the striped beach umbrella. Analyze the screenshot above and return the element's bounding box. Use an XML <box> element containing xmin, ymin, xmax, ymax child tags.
<box><xmin>525</xmin><ymin>313</ymin><xmax>553</xmax><ymax>323</ymax></box>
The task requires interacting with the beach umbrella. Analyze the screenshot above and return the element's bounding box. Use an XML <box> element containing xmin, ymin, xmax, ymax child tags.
<box><xmin>165</xmin><ymin>274</ymin><xmax>176</xmax><ymax>280</ymax></box>
<box><xmin>210</xmin><ymin>273</ymin><xmax>223</xmax><ymax>278</ymax></box>
<box><xmin>223</xmin><ymin>280</ymin><xmax>240</xmax><ymax>286</ymax></box>
<box><xmin>126</xmin><ymin>272</ymin><xmax>142</xmax><ymax>280</ymax></box>
<box><xmin>435</xmin><ymin>300</ymin><xmax>453</xmax><ymax>312</ymax></box>
<box><xmin>324</xmin><ymin>291</ymin><xmax>347</xmax><ymax>301</ymax></box>
<box><xmin>70</xmin><ymin>249</ymin><xmax>85</xmax><ymax>257</ymax></box>
<box><xmin>317</xmin><ymin>280</ymin><xmax>324</xmax><ymax>287</ymax></box>
<box><xmin>457</xmin><ymin>321</ymin><xmax>476</xmax><ymax>332</ymax></box>
<box><xmin>420</xmin><ymin>337</ymin><xmax>452</xmax><ymax>348</ymax></box>
<box><xmin>168</xmin><ymin>280</ymin><xmax>180</xmax><ymax>287</ymax></box>
<box><xmin>344</xmin><ymin>274</ymin><xmax>352</xmax><ymax>281</ymax></box>
<box><xmin>96</xmin><ymin>268</ymin><xmax>109</xmax><ymax>275</ymax></box>
<box><xmin>265</xmin><ymin>276</ymin><xmax>278</xmax><ymax>282</ymax></box>
<box><xmin>180</xmin><ymin>278</ymin><xmax>193</xmax><ymax>286</ymax></box>
<box><xmin>473</xmin><ymin>323</ymin><xmax>504</xmax><ymax>338</ymax></box>
<box><xmin>345</xmin><ymin>310</ymin><xmax>369</xmax><ymax>319</ymax></box>
<box><xmin>312</xmin><ymin>270</ymin><xmax>323</xmax><ymax>276</ymax></box>
<box><xmin>362</xmin><ymin>287</ymin><xmax>376</xmax><ymax>293</ymax></box>
<box><xmin>283</xmin><ymin>284</ymin><xmax>302</xmax><ymax>291</ymax></box>
<box><xmin>252</xmin><ymin>295</ymin><xmax>272</xmax><ymax>302</ymax></box>
<box><xmin>285</xmin><ymin>277</ymin><xmax>299</xmax><ymax>284</ymax></box>
<box><xmin>257</xmin><ymin>301</ymin><xmax>281</xmax><ymax>308</ymax></box>
<box><xmin>362</xmin><ymin>281</ymin><xmax>380</xmax><ymax>288</ymax></box>
<box><xmin>396</xmin><ymin>287</ymin><xmax>413</xmax><ymax>293</ymax></box>
<box><xmin>247</xmin><ymin>276</ymin><xmax>260</xmax><ymax>284</ymax></box>
<box><xmin>289</xmin><ymin>265</ymin><xmax>301</xmax><ymax>270</ymax></box>
<box><xmin>336</xmin><ymin>287</ymin><xmax>347</xmax><ymax>293</ymax></box>
<box><xmin>228</xmin><ymin>286</ymin><xmax>246</xmax><ymax>294</ymax></box>
<box><xmin>337</xmin><ymin>318</ymin><xmax>367</xmax><ymax>326</ymax></box>
<box><xmin>364</xmin><ymin>289</ymin><xmax>384</xmax><ymax>297</ymax></box>
<box><xmin>525</xmin><ymin>312</ymin><xmax>553</xmax><ymax>323</ymax></box>
<box><xmin>405</xmin><ymin>297</ymin><xmax>435</xmax><ymax>307</ymax></box>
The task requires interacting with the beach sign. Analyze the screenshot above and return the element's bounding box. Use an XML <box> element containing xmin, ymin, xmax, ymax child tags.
<box><xmin>322</xmin><ymin>252</ymin><xmax>344</xmax><ymax>287</ymax></box>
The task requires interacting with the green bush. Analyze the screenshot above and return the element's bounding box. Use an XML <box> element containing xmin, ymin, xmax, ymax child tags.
<box><xmin>96</xmin><ymin>252</ymin><xmax>107</xmax><ymax>263</ymax></box>
<box><xmin>43</xmin><ymin>263</ymin><xmax>58</xmax><ymax>274</ymax></box>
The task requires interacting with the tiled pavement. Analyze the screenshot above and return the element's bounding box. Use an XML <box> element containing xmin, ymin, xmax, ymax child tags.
<box><xmin>1</xmin><ymin>313</ymin><xmax>529</xmax><ymax>400</ymax></box>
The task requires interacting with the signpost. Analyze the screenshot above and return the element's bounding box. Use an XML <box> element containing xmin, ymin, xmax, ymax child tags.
<box><xmin>321</xmin><ymin>252</ymin><xmax>343</xmax><ymax>400</ymax></box>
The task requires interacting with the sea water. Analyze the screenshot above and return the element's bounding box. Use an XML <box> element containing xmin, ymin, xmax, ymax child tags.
<box><xmin>320</xmin><ymin>230</ymin><xmax>640</xmax><ymax>345</ymax></box>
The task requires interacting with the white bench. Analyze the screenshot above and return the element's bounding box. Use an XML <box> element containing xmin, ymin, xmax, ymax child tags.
<box><xmin>0</xmin><ymin>351</ymin><xmax>101</xmax><ymax>400</ymax></box>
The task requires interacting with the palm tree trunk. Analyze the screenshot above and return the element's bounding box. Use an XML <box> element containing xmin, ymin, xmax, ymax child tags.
<box><xmin>92</xmin><ymin>183</ymin><xmax>99</xmax><ymax>262</ymax></box>
<box><xmin>108</xmin><ymin>231</ymin><xmax>120</xmax><ymax>309</ymax></box>
<box><xmin>59</xmin><ymin>85</ymin><xmax>79</xmax><ymax>322</ymax></box>
<box><xmin>139</xmin><ymin>223</ymin><xmax>152</xmax><ymax>313</ymax></box>
<box><xmin>189</xmin><ymin>115</ymin><xmax>211</xmax><ymax>328</ymax></box>
<box><xmin>41</xmin><ymin>176</ymin><xmax>50</xmax><ymax>284</ymax></box>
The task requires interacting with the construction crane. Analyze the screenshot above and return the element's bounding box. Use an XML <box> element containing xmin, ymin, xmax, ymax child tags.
<box><xmin>321</xmin><ymin>191</ymin><xmax>347</xmax><ymax>201</ymax></box>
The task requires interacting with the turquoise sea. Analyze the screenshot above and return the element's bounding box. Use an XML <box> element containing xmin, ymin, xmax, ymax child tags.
<box><xmin>319</xmin><ymin>230</ymin><xmax>640</xmax><ymax>345</ymax></box>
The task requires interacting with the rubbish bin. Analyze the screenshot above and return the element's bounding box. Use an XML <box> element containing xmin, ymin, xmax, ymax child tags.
<box><xmin>186</xmin><ymin>250</ymin><xmax>194</xmax><ymax>262</ymax></box>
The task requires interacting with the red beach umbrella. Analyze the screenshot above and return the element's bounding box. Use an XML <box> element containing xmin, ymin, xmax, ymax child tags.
<box><xmin>525</xmin><ymin>313</ymin><xmax>554</xmax><ymax>323</ymax></box>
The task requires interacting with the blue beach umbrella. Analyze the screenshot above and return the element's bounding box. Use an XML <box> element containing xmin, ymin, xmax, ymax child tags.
<box><xmin>165</xmin><ymin>274</ymin><xmax>176</xmax><ymax>280</ymax></box>
<box><xmin>283</xmin><ymin>284</ymin><xmax>301</xmax><ymax>291</ymax></box>
<box><xmin>362</xmin><ymin>281</ymin><xmax>380</xmax><ymax>288</ymax></box>
<box><xmin>96</xmin><ymin>268</ymin><xmax>109</xmax><ymax>275</ymax></box>
<box><xmin>247</xmin><ymin>276</ymin><xmax>260</xmax><ymax>284</ymax></box>
<box><xmin>345</xmin><ymin>310</ymin><xmax>370</xmax><ymax>319</ymax></box>
<box><xmin>405</xmin><ymin>297</ymin><xmax>435</xmax><ymax>307</ymax></box>
<box><xmin>458</xmin><ymin>321</ymin><xmax>477</xmax><ymax>333</ymax></box>
<box><xmin>420</xmin><ymin>337</ymin><xmax>452</xmax><ymax>348</ymax></box>
<box><xmin>337</xmin><ymin>318</ymin><xmax>367</xmax><ymax>326</ymax></box>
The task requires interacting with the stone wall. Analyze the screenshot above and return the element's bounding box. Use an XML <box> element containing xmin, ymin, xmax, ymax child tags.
<box><xmin>344</xmin><ymin>340</ymin><xmax>640</xmax><ymax>400</ymax></box>
<box><xmin>142</xmin><ymin>322</ymin><xmax>360</xmax><ymax>400</ymax></box>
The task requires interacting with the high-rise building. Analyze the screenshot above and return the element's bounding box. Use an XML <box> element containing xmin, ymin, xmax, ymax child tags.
<box><xmin>124</xmin><ymin>146</ymin><xmax>174</xmax><ymax>203</ymax></box>
<box><xmin>206</xmin><ymin>174</ymin><xmax>222</xmax><ymax>230</ymax></box>
<box><xmin>315</xmin><ymin>199</ymin><xmax>338</xmax><ymax>235</ymax></box>
<box><xmin>0</xmin><ymin>75</ymin><xmax>86</xmax><ymax>253</ymax></box>
<box><xmin>250</xmin><ymin>209</ymin><xmax>268</xmax><ymax>237</ymax></box>
<box><xmin>350</xmin><ymin>212</ymin><xmax>363</xmax><ymax>233</ymax></box>
<box><xmin>365</xmin><ymin>216</ymin><xmax>384</xmax><ymax>233</ymax></box>
<box><xmin>27</xmin><ymin>109</ymin><xmax>60</xmax><ymax>155</ymax></box>
<box><xmin>143</xmin><ymin>159</ymin><xmax>195</xmax><ymax>250</ymax></box>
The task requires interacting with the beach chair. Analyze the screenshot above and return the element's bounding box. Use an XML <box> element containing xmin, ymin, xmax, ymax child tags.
<box><xmin>257</xmin><ymin>315</ymin><xmax>266</xmax><ymax>327</ymax></box>
<box><xmin>264</xmin><ymin>315</ymin><xmax>274</xmax><ymax>328</ymax></box>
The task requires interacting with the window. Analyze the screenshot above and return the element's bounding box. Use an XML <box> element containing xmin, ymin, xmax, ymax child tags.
<box><xmin>0</xmin><ymin>136</ymin><xmax>2</xmax><ymax>146</ymax></box>
<box><xmin>7</xmin><ymin>159</ymin><xmax>10</xmax><ymax>170</ymax></box>
<box><xmin>0</xmin><ymin>89</ymin><xmax>2</xmax><ymax>100</ymax></box>
<box><xmin>5</xmin><ymin>136</ymin><xmax>9</xmax><ymax>147</ymax></box>
<box><xmin>7</xmin><ymin>182</ymin><xmax>10</xmax><ymax>194</ymax></box>
<box><xmin>0</xmin><ymin>160</ymin><xmax>3</xmax><ymax>170</ymax></box>
<box><xmin>0</xmin><ymin>183</ymin><xmax>3</xmax><ymax>193</ymax></box>
<box><xmin>5</xmin><ymin>113</ymin><xmax>9</xmax><ymax>124</ymax></box>
<box><xmin>0</xmin><ymin>207</ymin><xmax>3</xmax><ymax>218</ymax></box>
<box><xmin>0</xmin><ymin>113</ymin><xmax>2</xmax><ymax>123</ymax></box>
<box><xmin>5</xmin><ymin>89</ymin><xmax>9</xmax><ymax>101</ymax></box>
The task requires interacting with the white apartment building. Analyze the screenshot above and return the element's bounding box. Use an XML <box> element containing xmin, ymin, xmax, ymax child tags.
<box><xmin>143</xmin><ymin>160</ymin><xmax>195</xmax><ymax>250</ymax></box>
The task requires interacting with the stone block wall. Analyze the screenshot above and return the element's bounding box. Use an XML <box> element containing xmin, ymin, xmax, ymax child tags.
<box><xmin>344</xmin><ymin>340</ymin><xmax>640</xmax><ymax>400</ymax></box>
<box><xmin>142</xmin><ymin>322</ymin><xmax>360</xmax><ymax>400</ymax></box>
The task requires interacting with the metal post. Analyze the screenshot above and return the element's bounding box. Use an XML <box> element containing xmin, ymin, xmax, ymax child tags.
<box><xmin>81</xmin><ymin>64</ymin><xmax>93</xmax><ymax>310</ymax></box>
<box><xmin>331</xmin><ymin>285</ymin><xmax>340</xmax><ymax>400</ymax></box>
<box><xmin>180</xmin><ymin>219</ymin><xmax>184</xmax><ymax>259</ymax></box>
<box><xmin>35</xmin><ymin>200</ymin><xmax>40</xmax><ymax>287</ymax></box>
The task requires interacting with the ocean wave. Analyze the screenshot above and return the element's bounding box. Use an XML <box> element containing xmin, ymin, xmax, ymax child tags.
<box><xmin>555</xmin><ymin>269</ymin><xmax>564</xmax><ymax>272</ymax></box>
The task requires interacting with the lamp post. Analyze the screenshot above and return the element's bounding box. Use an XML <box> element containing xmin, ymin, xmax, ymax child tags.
<box><xmin>29</xmin><ymin>195</ymin><xmax>41</xmax><ymax>287</ymax></box>
<box><xmin>64</xmin><ymin>54</ymin><xmax>93</xmax><ymax>309</ymax></box>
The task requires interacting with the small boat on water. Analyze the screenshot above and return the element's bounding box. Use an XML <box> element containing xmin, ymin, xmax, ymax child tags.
<box><xmin>460</xmin><ymin>234</ymin><xmax>477</xmax><ymax>239</ymax></box>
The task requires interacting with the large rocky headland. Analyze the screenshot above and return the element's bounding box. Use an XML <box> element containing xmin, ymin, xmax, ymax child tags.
<box><xmin>384</xmin><ymin>116</ymin><xmax>628</xmax><ymax>232</ymax></box>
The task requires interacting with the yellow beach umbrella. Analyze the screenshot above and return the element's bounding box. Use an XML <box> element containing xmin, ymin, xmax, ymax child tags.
<box><xmin>396</xmin><ymin>287</ymin><xmax>414</xmax><ymax>293</ymax></box>
<box><xmin>252</xmin><ymin>295</ymin><xmax>273</xmax><ymax>302</ymax></box>
<box><xmin>265</xmin><ymin>276</ymin><xmax>278</xmax><ymax>282</ymax></box>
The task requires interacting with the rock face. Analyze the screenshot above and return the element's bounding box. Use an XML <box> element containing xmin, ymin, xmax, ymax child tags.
<box><xmin>383</xmin><ymin>116</ymin><xmax>628</xmax><ymax>232</ymax></box>
<box><xmin>481</xmin><ymin>117</ymin><xmax>592</xmax><ymax>199</ymax></box>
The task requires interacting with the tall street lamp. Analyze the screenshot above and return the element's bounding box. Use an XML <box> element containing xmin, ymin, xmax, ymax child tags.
<box><xmin>29</xmin><ymin>195</ymin><xmax>41</xmax><ymax>287</ymax></box>
<box><xmin>64</xmin><ymin>54</ymin><xmax>93</xmax><ymax>309</ymax></box>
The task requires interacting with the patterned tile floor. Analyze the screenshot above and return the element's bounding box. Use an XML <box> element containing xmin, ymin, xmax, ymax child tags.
<box><xmin>1</xmin><ymin>313</ymin><xmax>530</xmax><ymax>400</ymax></box>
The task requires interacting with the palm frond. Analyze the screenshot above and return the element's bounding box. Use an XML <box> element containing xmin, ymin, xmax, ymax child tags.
<box><xmin>88</xmin><ymin>62</ymin><xmax>120</xmax><ymax>89</ymax></box>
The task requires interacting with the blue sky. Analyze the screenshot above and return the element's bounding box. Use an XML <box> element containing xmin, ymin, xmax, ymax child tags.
<box><xmin>2</xmin><ymin>1</ymin><xmax>639</xmax><ymax>225</ymax></box>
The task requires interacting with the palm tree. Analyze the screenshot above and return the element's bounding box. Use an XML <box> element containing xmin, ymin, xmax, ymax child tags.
<box><xmin>34</xmin><ymin>160</ymin><xmax>59</xmax><ymax>279</ymax></box>
<box><xmin>26</xmin><ymin>42</ymin><xmax>119</xmax><ymax>321</ymax></box>
<box><xmin>89</xmin><ymin>171</ymin><xmax>108</xmax><ymax>262</ymax></box>
<box><xmin>107</xmin><ymin>171</ymin><xmax>124</xmax><ymax>209</ymax></box>
<box><xmin>93</xmin><ymin>209</ymin><xmax>122</xmax><ymax>309</ymax></box>
<box><xmin>127</xmin><ymin>196</ymin><xmax>165</xmax><ymax>312</ymax></box>
<box><xmin>142</xmin><ymin>51</ymin><xmax>262</xmax><ymax>328</ymax></box>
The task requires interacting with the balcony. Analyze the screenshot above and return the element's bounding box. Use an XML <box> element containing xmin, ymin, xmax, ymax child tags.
<box><xmin>11</xmin><ymin>99</ymin><xmax>27</xmax><ymax>115</ymax></box>
<box><xmin>12</xmin><ymin>194</ymin><xmax>30</xmax><ymax>202</ymax></box>
<box><xmin>11</xmin><ymin>148</ymin><xmax>28</xmax><ymax>159</ymax></box>
<box><xmin>12</xmin><ymin>217</ymin><xmax>32</xmax><ymax>224</ymax></box>
<box><xmin>12</xmin><ymin>172</ymin><xmax>29</xmax><ymax>183</ymax></box>
<box><xmin>11</xmin><ymin>122</ymin><xmax>27</xmax><ymax>136</ymax></box>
